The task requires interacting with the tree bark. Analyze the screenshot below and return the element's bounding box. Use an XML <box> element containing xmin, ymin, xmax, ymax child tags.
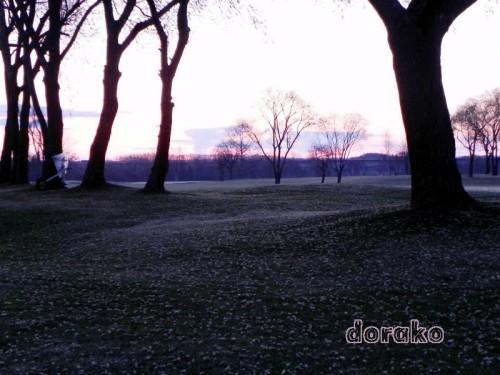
<box><xmin>484</xmin><ymin>153</ymin><xmax>490</xmax><ymax>175</ymax></box>
<box><xmin>492</xmin><ymin>153</ymin><xmax>499</xmax><ymax>176</ymax></box>
<box><xmin>337</xmin><ymin>166</ymin><xmax>344</xmax><ymax>184</ymax></box>
<box><xmin>0</xmin><ymin>5</ymin><xmax>20</xmax><ymax>184</ymax></box>
<box><xmin>390</xmin><ymin>31</ymin><xmax>473</xmax><ymax>209</ymax></box>
<box><xmin>35</xmin><ymin>0</ymin><xmax>65</xmax><ymax>189</ymax></box>
<box><xmin>144</xmin><ymin>0</ymin><xmax>190</xmax><ymax>193</ymax></box>
<box><xmin>143</xmin><ymin>75</ymin><xmax>174</xmax><ymax>192</ymax></box>
<box><xmin>81</xmin><ymin>61</ymin><xmax>122</xmax><ymax>188</ymax></box>
<box><xmin>17</xmin><ymin>74</ymin><xmax>31</xmax><ymax>184</ymax></box>
<box><xmin>468</xmin><ymin>154</ymin><xmax>474</xmax><ymax>178</ymax></box>
<box><xmin>274</xmin><ymin>171</ymin><xmax>281</xmax><ymax>184</ymax></box>
<box><xmin>41</xmin><ymin>56</ymin><xmax>64</xmax><ymax>187</ymax></box>
<box><xmin>369</xmin><ymin>0</ymin><xmax>476</xmax><ymax>211</ymax></box>
<box><xmin>0</xmin><ymin>72</ymin><xmax>19</xmax><ymax>184</ymax></box>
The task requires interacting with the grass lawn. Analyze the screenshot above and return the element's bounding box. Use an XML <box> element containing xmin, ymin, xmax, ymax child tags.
<box><xmin>0</xmin><ymin>177</ymin><xmax>499</xmax><ymax>374</ymax></box>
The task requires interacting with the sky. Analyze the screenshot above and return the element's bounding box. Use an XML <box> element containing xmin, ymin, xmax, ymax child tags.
<box><xmin>2</xmin><ymin>0</ymin><xmax>500</xmax><ymax>160</ymax></box>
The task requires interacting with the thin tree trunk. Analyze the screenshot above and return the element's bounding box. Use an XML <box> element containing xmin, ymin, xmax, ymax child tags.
<box><xmin>143</xmin><ymin>77</ymin><xmax>174</xmax><ymax>192</ymax></box>
<box><xmin>274</xmin><ymin>171</ymin><xmax>281</xmax><ymax>184</ymax></box>
<box><xmin>144</xmin><ymin>0</ymin><xmax>190</xmax><ymax>193</ymax></box>
<box><xmin>468</xmin><ymin>154</ymin><xmax>474</xmax><ymax>178</ymax></box>
<box><xmin>17</xmin><ymin>76</ymin><xmax>31</xmax><ymax>184</ymax></box>
<box><xmin>337</xmin><ymin>166</ymin><xmax>343</xmax><ymax>184</ymax></box>
<box><xmin>492</xmin><ymin>153</ymin><xmax>499</xmax><ymax>176</ymax></box>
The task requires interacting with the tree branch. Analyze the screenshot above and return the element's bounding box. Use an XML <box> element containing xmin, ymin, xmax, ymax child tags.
<box><xmin>367</xmin><ymin>0</ymin><xmax>405</xmax><ymax>30</ymax></box>
<box><xmin>120</xmin><ymin>0</ymin><xmax>180</xmax><ymax>51</ymax></box>
<box><xmin>61</xmin><ymin>0</ymin><xmax>100</xmax><ymax>59</ymax></box>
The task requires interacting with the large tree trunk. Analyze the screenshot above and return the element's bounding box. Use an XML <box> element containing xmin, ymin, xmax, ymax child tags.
<box><xmin>41</xmin><ymin>60</ymin><xmax>65</xmax><ymax>188</ymax></box>
<box><xmin>81</xmin><ymin>58</ymin><xmax>122</xmax><ymax>188</ymax></box>
<box><xmin>0</xmin><ymin>118</ymin><xmax>17</xmax><ymax>184</ymax></box>
<box><xmin>38</xmin><ymin>0</ymin><xmax>65</xmax><ymax>189</ymax></box>
<box><xmin>390</xmin><ymin>35</ymin><xmax>473</xmax><ymax>210</ymax></box>
<box><xmin>368</xmin><ymin>0</ymin><xmax>477</xmax><ymax>211</ymax></box>
<box><xmin>387</xmin><ymin>22</ymin><xmax>474</xmax><ymax>210</ymax></box>
<box><xmin>0</xmin><ymin>72</ymin><xmax>20</xmax><ymax>184</ymax></box>
<box><xmin>0</xmin><ymin>125</ymin><xmax>12</xmax><ymax>183</ymax></box>
<box><xmin>378</xmin><ymin>6</ymin><xmax>473</xmax><ymax>210</ymax></box>
<box><xmin>0</xmin><ymin>3</ymin><xmax>17</xmax><ymax>183</ymax></box>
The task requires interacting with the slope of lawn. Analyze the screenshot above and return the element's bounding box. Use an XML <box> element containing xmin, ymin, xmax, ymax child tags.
<box><xmin>0</xmin><ymin>180</ymin><xmax>499</xmax><ymax>374</ymax></box>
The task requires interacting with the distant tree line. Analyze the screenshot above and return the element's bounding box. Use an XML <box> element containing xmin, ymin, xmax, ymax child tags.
<box><xmin>53</xmin><ymin>152</ymin><xmax>414</xmax><ymax>183</ymax></box>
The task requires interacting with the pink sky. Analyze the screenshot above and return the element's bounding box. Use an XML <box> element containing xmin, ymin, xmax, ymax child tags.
<box><xmin>1</xmin><ymin>1</ymin><xmax>499</xmax><ymax>160</ymax></box>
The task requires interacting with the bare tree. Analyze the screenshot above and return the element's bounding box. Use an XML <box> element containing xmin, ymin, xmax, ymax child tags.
<box><xmin>226</xmin><ymin>122</ymin><xmax>254</xmax><ymax>178</ymax></box>
<box><xmin>0</xmin><ymin>1</ymin><xmax>22</xmax><ymax>183</ymax></box>
<box><xmin>319</xmin><ymin>113</ymin><xmax>367</xmax><ymax>184</ymax></box>
<box><xmin>143</xmin><ymin>0</ymin><xmax>190</xmax><ymax>193</ymax></box>
<box><xmin>17</xmin><ymin>0</ymin><xmax>100</xmax><ymax>187</ymax></box>
<box><xmin>382</xmin><ymin>129</ymin><xmax>393</xmax><ymax>176</ymax></box>
<box><xmin>308</xmin><ymin>142</ymin><xmax>330</xmax><ymax>183</ymax></box>
<box><xmin>484</xmin><ymin>88</ymin><xmax>500</xmax><ymax>175</ymax></box>
<box><xmin>212</xmin><ymin>141</ymin><xmax>238</xmax><ymax>180</ymax></box>
<box><xmin>368</xmin><ymin>0</ymin><xmax>476</xmax><ymax>210</ymax></box>
<box><xmin>82</xmin><ymin>0</ymin><xmax>181</xmax><ymax>189</ymax></box>
<box><xmin>397</xmin><ymin>140</ymin><xmax>410</xmax><ymax>175</ymax></box>
<box><xmin>246</xmin><ymin>89</ymin><xmax>316</xmax><ymax>184</ymax></box>
<box><xmin>452</xmin><ymin>99</ymin><xmax>488</xmax><ymax>177</ymax></box>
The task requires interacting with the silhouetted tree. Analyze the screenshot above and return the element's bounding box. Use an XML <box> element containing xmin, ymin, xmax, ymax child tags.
<box><xmin>452</xmin><ymin>99</ymin><xmax>487</xmax><ymax>177</ymax></box>
<box><xmin>82</xmin><ymin>0</ymin><xmax>180</xmax><ymax>189</ymax></box>
<box><xmin>382</xmin><ymin>129</ymin><xmax>393</xmax><ymax>176</ymax></box>
<box><xmin>368</xmin><ymin>0</ymin><xmax>476</xmax><ymax>210</ymax></box>
<box><xmin>246</xmin><ymin>89</ymin><xmax>316</xmax><ymax>184</ymax></box>
<box><xmin>484</xmin><ymin>88</ymin><xmax>500</xmax><ymax>175</ymax></box>
<box><xmin>213</xmin><ymin>122</ymin><xmax>254</xmax><ymax>180</ymax></box>
<box><xmin>22</xmin><ymin>0</ymin><xmax>99</xmax><ymax>188</ymax></box>
<box><xmin>143</xmin><ymin>0</ymin><xmax>190</xmax><ymax>193</ymax></box>
<box><xmin>212</xmin><ymin>141</ymin><xmax>238</xmax><ymax>180</ymax></box>
<box><xmin>226</xmin><ymin>122</ymin><xmax>254</xmax><ymax>178</ymax></box>
<box><xmin>0</xmin><ymin>2</ymin><xmax>22</xmax><ymax>183</ymax></box>
<box><xmin>319</xmin><ymin>113</ymin><xmax>367</xmax><ymax>183</ymax></box>
<box><xmin>308</xmin><ymin>143</ymin><xmax>330</xmax><ymax>183</ymax></box>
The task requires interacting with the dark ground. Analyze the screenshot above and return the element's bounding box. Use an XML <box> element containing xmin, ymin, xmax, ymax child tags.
<box><xmin>0</xmin><ymin>180</ymin><xmax>499</xmax><ymax>374</ymax></box>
